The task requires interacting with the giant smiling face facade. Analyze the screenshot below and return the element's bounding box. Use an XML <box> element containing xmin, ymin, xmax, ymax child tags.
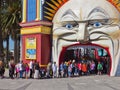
<box><xmin>52</xmin><ymin>0</ymin><xmax>120</xmax><ymax>76</ymax></box>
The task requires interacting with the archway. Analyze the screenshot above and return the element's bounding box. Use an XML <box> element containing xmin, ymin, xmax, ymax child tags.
<box><xmin>59</xmin><ymin>43</ymin><xmax>111</xmax><ymax>75</ymax></box>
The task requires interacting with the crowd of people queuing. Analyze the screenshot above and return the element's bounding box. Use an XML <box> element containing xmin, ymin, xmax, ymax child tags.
<box><xmin>0</xmin><ymin>56</ymin><xmax>109</xmax><ymax>79</ymax></box>
<box><xmin>58</xmin><ymin>56</ymin><xmax>109</xmax><ymax>78</ymax></box>
<box><xmin>58</xmin><ymin>59</ymin><xmax>104</xmax><ymax>78</ymax></box>
<box><xmin>8</xmin><ymin>59</ymin><xmax>44</xmax><ymax>79</ymax></box>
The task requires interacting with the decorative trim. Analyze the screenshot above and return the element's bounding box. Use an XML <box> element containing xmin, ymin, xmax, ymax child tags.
<box><xmin>21</xmin><ymin>26</ymin><xmax>51</xmax><ymax>35</ymax></box>
<box><xmin>36</xmin><ymin>0</ymin><xmax>40</xmax><ymax>20</ymax></box>
<box><xmin>108</xmin><ymin>0</ymin><xmax>120</xmax><ymax>12</ymax></box>
<box><xmin>40</xmin><ymin>64</ymin><xmax>47</xmax><ymax>67</ymax></box>
<box><xmin>44</xmin><ymin>0</ymin><xmax>120</xmax><ymax>21</ymax></box>
<box><xmin>20</xmin><ymin>20</ymin><xmax>52</xmax><ymax>28</ymax></box>
<box><xmin>44</xmin><ymin>0</ymin><xmax>69</xmax><ymax>21</ymax></box>
<box><xmin>22</xmin><ymin>0</ymin><xmax>27</xmax><ymax>22</ymax></box>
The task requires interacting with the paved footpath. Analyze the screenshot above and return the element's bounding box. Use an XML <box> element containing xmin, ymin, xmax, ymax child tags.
<box><xmin>0</xmin><ymin>70</ymin><xmax>120</xmax><ymax>90</ymax></box>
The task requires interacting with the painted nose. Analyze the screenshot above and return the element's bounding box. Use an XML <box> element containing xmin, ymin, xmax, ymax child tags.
<box><xmin>76</xmin><ymin>23</ymin><xmax>89</xmax><ymax>43</ymax></box>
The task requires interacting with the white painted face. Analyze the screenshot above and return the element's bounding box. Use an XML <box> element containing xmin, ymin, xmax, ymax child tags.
<box><xmin>52</xmin><ymin>0</ymin><xmax>120</xmax><ymax>76</ymax></box>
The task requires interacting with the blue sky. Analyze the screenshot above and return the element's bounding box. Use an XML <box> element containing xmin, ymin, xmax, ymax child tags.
<box><xmin>3</xmin><ymin>37</ymin><xmax>14</xmax><ymax>51</ymax></box>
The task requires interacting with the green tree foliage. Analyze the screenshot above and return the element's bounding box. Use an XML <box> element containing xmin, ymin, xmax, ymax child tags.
<box><xmin>1</xmin><ymin>0</ymin><xmax>22</xmax><ymax>62</ymax></box>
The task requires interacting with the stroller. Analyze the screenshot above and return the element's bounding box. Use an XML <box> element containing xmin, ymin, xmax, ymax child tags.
<box><xmin>39</xmin><ymin>69</ymin><xmax>46</xmax><ymax>79</ymax></box>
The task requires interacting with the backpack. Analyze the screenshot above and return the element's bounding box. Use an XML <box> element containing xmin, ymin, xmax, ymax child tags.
<box><xmin>97</xmin><ymin>63</ymin><xmax>103</xmax><ymax>70</ymax></box>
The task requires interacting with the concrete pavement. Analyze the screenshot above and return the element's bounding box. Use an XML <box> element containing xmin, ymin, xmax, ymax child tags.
<box><xmin>0</xmin><ymin>69</ymin><xmax>120</xmax><ymax>90</ymax></box>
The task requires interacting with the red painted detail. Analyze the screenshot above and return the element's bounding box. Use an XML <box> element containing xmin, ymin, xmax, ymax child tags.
<box><xmin>19</xmin><ymin>20</ymin><xmax>52</xmax><ymax>28</ymax></box>
<box><xmin>106</xmin><ymin>48</ymin><xmax>112</xmax><ymax>76</ymax></box>
<box><xmin>95</xmin><ymin>48</ymin><xmax>100</xmax><ymax>60</ymax></box>
<box><xmin>41</xmin><ymin>34</ymin><xmax>51</xmax><ymax>65</ymax></box>
<box><xmin>21</xmin><ymin>33</ymin><xmax>51</xmax><ymax>66</ymax></box>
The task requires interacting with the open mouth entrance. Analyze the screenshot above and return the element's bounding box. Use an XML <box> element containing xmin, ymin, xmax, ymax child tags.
<box><xmin>59</xmin><ymin>43</ymin><xmax>111</xmax><ymax>75</ymax></box>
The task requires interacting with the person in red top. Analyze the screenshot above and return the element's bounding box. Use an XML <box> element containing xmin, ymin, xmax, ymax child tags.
<box><xmin>77</xmin><ymin>62</ymin><xmax>82</xmax><ymax>76</ymax></box>
<box><xmin>81</xmin><ymin>62</ymin><xmax>87</xmax><ymax>75</ymax></box>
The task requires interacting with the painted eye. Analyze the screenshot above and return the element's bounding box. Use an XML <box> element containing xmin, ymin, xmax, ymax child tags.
<box><xmin>93</xmin><ymin>22</ymin><xmax>102</xmax><ymax>27</ymax></box>
<box><xmin>65</xmin><ymin>24</ymin><xmax>73</xmax><ymax>29</ymax></box>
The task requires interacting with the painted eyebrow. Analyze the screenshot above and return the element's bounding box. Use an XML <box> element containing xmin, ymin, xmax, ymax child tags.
<box><xmin>87</xmin><ymin>7</ymin><xmax>110</xmax><ymax>19</ymax></box>
<box><xmin>61</xmin><ymin>9</ymin><xmax>79</xmax><ymax>20</ymax></box>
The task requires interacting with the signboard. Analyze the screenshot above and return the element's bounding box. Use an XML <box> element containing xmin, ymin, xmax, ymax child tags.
<box><xmin>25</xmin><ymin>37</ymin><xmax>36</xmax><ymax>59</ymax></box>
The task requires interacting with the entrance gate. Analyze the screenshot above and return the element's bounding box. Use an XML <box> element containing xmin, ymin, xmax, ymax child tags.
<box><xmin>59</xmin><ymin>44</ymin><xmax>111</xmax><ymax>75</ymax></box>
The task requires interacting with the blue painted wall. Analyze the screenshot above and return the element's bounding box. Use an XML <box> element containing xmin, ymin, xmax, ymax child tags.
<box><xmin>27</xmin><ymin>0</ymin><xmax>36</xmax><ymax>22</ymax></box>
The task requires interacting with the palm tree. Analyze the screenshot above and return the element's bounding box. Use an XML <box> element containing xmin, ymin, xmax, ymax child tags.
<box><xmin>0</xmin><ymin>0</ymin><xmax>6</xmax><ymax>61</ymax></box>
<box><xmin>1</xmin><ymin>0</ymin><xmax>22</xmax><ymax>63</ymax></box>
